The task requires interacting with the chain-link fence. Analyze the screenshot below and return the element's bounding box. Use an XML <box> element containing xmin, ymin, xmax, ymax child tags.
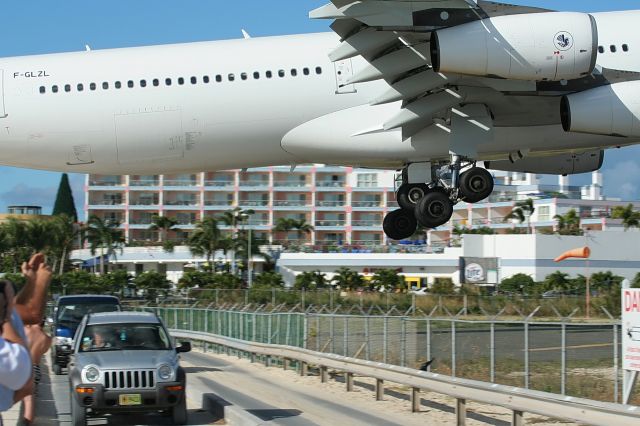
<box><xmin>137</xmin><ymin>306</ymin><xmax>636</xmax><ymax>405</ymax></box>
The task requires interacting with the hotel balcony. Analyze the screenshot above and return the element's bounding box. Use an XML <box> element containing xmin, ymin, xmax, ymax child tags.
<box><xmin>204</xmin><ymin>172</ymin><xmax>235</xmax><ymax>189</ymax></box>
<box><xmin>163</xmin><ymin>174</ymin><xmax>199</xmax><ymax>189</ymax></box>
<box><xmin>89</xmin><ymin>175</ymin><xmax>125</xmax><ymax>190</ymax></box>
<box><xmin>87</xmin><ymin>193</ymin><xmax>124</xmax><ymax>209</ymax></box>
<box><xmin>129</xmin><ymin>175</ymin><xmax>160</xmax><ymax>188</ymax></box>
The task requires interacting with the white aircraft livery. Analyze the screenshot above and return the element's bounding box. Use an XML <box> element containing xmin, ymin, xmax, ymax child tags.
<box><xmin>1</xmin><ymin>0</ymin><xmax>639</xmax><ymax>239</ymax></box>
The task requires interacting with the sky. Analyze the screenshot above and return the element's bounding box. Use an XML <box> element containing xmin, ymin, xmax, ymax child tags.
<box><xmin>0</xmin><ymin>0</ymin><xmax>638</xmax><ymax>217</ymax></box>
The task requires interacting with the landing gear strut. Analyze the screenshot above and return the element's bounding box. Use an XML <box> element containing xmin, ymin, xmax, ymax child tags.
<box><xmin>383</xmin><ymin>159</ymin><xmax>494</xmax><ymax>240</ymax></box>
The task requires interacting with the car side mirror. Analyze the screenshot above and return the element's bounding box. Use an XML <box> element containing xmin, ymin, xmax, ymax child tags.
<box><xmin>176</xmin><ymin>341</ymin><xmax>191</xmax><ymax>353</ymax></box>
<box><xmin>46</xmin><ymin>317</ymin><xmax>54</xmax><ymax>325</ymax></box>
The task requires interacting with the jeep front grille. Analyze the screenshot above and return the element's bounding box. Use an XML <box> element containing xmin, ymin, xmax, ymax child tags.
<box><xmin>103</xmin><ymin>370</ymin><xmax>155</xmax><ymax>389</ymax></box>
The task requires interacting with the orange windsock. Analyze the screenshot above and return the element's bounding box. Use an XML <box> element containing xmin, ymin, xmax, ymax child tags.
<box><xmin>554</xmin><ymin>247</ymin><xmax>591</xmax><ymax>262</ymax></box>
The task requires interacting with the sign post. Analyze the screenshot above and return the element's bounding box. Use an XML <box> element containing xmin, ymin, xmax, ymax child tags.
<box><xmin>622</xmin><ymin>280</ymin><xmax>639</xmax><ymax>404</ymax></box>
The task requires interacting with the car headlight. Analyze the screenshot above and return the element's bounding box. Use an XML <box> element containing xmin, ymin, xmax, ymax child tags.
<box><xmin>158</xmin><ymin>364</ymin><xmax>173</xmax><ymax>381</ymax></box>
<box><xmin>55</xmin><ymin>337</ymin><xmax>73</xmax><ymax>346</ymax></box>
<box><xmin>84</xmin><ymin>366</ymin><xmax>100</xmax><ymax>383</ymax></box>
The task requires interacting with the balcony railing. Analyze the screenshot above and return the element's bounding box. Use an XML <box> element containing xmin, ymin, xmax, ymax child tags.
<box><xmin>316</xmin><ymin>220</ymin><xmax>346</xmax><ymax>227</ymax></box>
<box><xmin>129</xmin><ymin>200</ymin><xmax>159</xmax><ymax>206</ymax></box>
<box><xmin>129</xmin><ymin>219</ymin><xmax>153</xmax><ymax>225</ymax></box>
<box><xmin>239</xmin><ymin>180</ymin><xmax>269</xmax><ymax>187</ymax></box>
<box><xmin>246</xmin><ymin>220</ymin><xmax>270</xmax><ymax>226</ymax></box>
<box><xmin>239</xmin><ymin>200</ymin><xmax>269</xmax><ymax>207</ymax></box>
<box><xmin>351</xmin><ymin>220</ymin><xmax>380</xmax><ymax>227</ymax></box>
<box><xmin>130</xmin><ymin>180</ymin><xmax>159</xmax><ymax>186</ymax></box>
<box><xmin>316</xmin><ymin>181</ymin><xmax>345</xmax><ymax>188</ymax></box>
<box><xmin>90</xmin><ymin>201</ymin><xmax>124</xmax><ymax>206</ymax></box>
<box><xmin>164</xmin><ymin>180</ymin><xmax>198</xmax><ymax>187</ymax></box>
<box><xmin>164</xmin><ymin>201</ymin><xmax>199</xmax><ymax>206</ymax></box>
<box><xmin>352</xmin><ymin>201</ymin><xmax>383</xmax><ymax>208</ymax></box>
<box><xmin>316</xmin><ymin>201</ymin><xmax>346</xmax><ymax>207</ymax></box>
<box><xmin>273</xmin><ymin>200</ymin><xmax>310</xmax><ymax>207</ymax></box>
<box><xmin>89</xmin><ymin>180</ymin><xmax>123</xmax><ymax>186</ymax></box>
<box><xmin>272</xmin><ymin>181</ymin><xmax>308</xmax><ymax>188</ymax></box>
<box><xmin>204</xmin><ymin>180</ymin><xmax>234</xmax><ymax>187</ymax></box>
<box><xmin>204</xmin><ymin>200</ymin><xmax>234</xmax><ymax>206</ymax></box>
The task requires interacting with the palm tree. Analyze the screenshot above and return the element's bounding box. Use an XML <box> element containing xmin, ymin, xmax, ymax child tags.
<box><xmin>50</xmin><ymin>214</ymin><xmax>82</xmax><ymax>274</ymax></box>
<box><xmin>85</xmin><ymin>215</ymin><xmax>125</xmax><ymax>275</ymax></box>
<box><xmin>611</xmin><ymin>204</ymin><xmax>640</xmax><ymax>230</ymax></box>
<box><xmin>332</xmin><ymin>267</ymin><xmax>364</xmax><ymax>290</ymax></box>
<box><xmin>149</xmin><ymin>215</ymin><xmax>179</xmax><ymax>251</ymax></box>
<box><xmin>553</xmin><ymin>209</ymin><xmax>582</xmax><ymax>236</ymax></box>
<box><xmin>188</xmin><ymin>217</ymin><xmax>223</xmax><ymax>275</ymax></box>
<box><xmin>218</xmin><ymin>207</ymin><xmax>255</xmax><ymax>276</ymax></box>
<box><xmin>273</xmin><ymin>217</ymin><xmax>314</xmax><ymax>243</ymax></box>
<box><xmin>504</xmin><ymin>198</ymin><xmax>535</xmax><ymax>232</ymax></box>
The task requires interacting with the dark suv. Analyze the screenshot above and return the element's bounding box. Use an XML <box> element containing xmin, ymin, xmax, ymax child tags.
<box><xmin>51</xmin><ymin>295</ymin><xmax>121</xmax><ymax>374</ymax></box>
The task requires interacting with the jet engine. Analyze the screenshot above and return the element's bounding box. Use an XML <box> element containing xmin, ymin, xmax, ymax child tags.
<box><xmin>485</xmin><ymin>150</ymin><xmax>604</xmax><ymax>175</ymax></box>
<box><xmin>431</xmin><ymin>12</ymin><xmax>598</xmax><ymax>81</ymax></box>
<box><xmin>561</xmin><ymin>81</ymin><xmax>640</xmax><ymax>137</ymax></box>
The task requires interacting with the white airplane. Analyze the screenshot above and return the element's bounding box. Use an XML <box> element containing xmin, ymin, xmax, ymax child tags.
<box><xmin>0</xmin><ymin>0</ymin><xmax>639</xmax><ymax>241</ymax></box>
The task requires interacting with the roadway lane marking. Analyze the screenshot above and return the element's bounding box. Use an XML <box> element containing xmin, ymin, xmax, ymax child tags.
<box><xmin>528</xmin><ymin>343</ymin><xmax>612</xmax><ymax>352</ymax></box>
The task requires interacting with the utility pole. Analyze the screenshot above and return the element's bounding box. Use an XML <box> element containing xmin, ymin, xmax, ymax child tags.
<box><xmin>248</xmin><ymin>227</ymin><xmax>253</xmax><ymax>288</ymax></box>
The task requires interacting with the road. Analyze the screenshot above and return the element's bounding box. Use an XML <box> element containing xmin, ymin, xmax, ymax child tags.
<box><xmin>9</xmin><ymin>349</ymin><xmax>576</xmax><ymax>426</ymax></box>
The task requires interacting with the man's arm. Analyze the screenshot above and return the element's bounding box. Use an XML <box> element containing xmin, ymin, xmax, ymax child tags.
<box><xmin>0</xmin><ymin>335</ymin><xmax>32</xmax><ymax>391</ymax></box>
<box><xmin>14</xmin><ymin>253</ymin><xmax>52</xmax><ymax>325</ymax></box>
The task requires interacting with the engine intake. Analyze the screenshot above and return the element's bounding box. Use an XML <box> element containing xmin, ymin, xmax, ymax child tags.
<box><xmin>561</xmin><ymin>81</ymin><xmax>640</xmax><ymax>137</ymax></box>
<box><xmin>431</xmin><ymin>12</ymin><xmax>598</xmax><ymax>81</ymax></box>
<box><xmin>485</xmin><ymin>150</ymin><xmax>604</xmax><ymax>175</ymax></box>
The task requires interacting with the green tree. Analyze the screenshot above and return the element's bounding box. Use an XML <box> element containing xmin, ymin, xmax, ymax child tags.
<box><xmin>589</xmin><ymin>271</ymin><xmax>624</xmax><ymax>293</ymax></box>
<box><xmin>52</xmin><ymin>173</ymin><xmax>78</xmax><ymax>222</ymax></box>
<box><xmin>85</xmin><ymin>215</ymin><xmax>125</xmax><ymax>275</ymax></box>
<box><xmin>149</xmin><ymin>215</ymin><xmax>179</xmax><ymax>252</ymax></box>
<box><xmin>543</xmin><ymin>271</ymin><xmax>572</xmax><ymax>292</ymax></box>
<box><xmin>500</xmin><ymin>273</ymin><xmax>535</xmax><ymax>294</ymax></box>
<box><xmin>370</xmin><ymin>269</ymin><xmax>405</xmax><ymax>292</ymax></box>
<box><xmin>294</xmin><ymin>270</ymin><xmax>327</xmax><ymax>290</ymax></box>
<box><xmin>188</xmin><ymin>217</ymin><xmax>223</xmax><ymax>275</ymax></box>
<box><xmin>273</xmin><ymin>217</ymin><xmax>314</xmax><ymax>243</ymax></box>
<box><xmin>53</xmin><ymin>271</ymin><xmax>102</xmax><ymax>295</ymax></box>
<box><xmin>504</xmin><ymin>198</ymin><xmax>535</xmax><ymax>232</ymax></box>
<box><xmin>633</xmin><ymin>273</ymin><xmax>640</xmax><ymax>289</ymax></box>
<box><xmin>252</xmin><ymin>272</ymin><xmax>284</xmax><ymax>288</ymax></box>
<box><xmin>331</xmin><ymin>267</ymin><xmax>364</xmax><ymax>290</ymax></box>
<box><xmin>50</xmin><ymin>214</ymin><xmax>82</xmax><ymax>274</ymax></box>
<box><xmin>431</xmin><ymin>278</ymin><xmax>455</xmax><ymax>294</ymax></box>
<box><xmin>553</xmin><ymin>209</ymin><xmax>583</xmax><ymax>236</ymax></box>
<box><xmin>611</xmin><ymin>204</ymin><xmax>640</xmax><ymax>230</ymax></box>
<box><xmin>97</xmin><ymin>270</ymin><xmax>132</xmax><ymax>296</ymax></box>
<box><xmin>134</xmin><ymin>271</ymin><xmax>172</xmax><ymax>300</ymax></box>
<box><xmin>178</xmin><ymin>270</ymin><xmax>216</xmax><ymax>289</ymax></box>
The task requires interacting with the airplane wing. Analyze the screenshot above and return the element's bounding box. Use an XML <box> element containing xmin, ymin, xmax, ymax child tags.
<box><xmin>311</xmin><ymin>1</ymin><xmax>554</xmax><ymax>139</ymax></box>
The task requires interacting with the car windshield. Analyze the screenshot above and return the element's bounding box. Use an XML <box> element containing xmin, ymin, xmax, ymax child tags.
<box><xmin>56</xmin><ymin>303</ymin><xmax>120</xmax><ymax>324</ymax></box>
<box><xmin>79</xmin><ymin>323</ymin><xmax>171</xmax><ymax>352</ymax></box>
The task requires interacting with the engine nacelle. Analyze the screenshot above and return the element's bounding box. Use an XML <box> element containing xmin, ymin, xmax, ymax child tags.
<box><xmin>561</xmin><ymin>81</ymin><xmax>640</xmax><ymax>137</ymax></box>
<box><xmin>485</xmin><ymin>150</ymin><xmax>604</xmax><ymax>175</ymax></box>
<box><xmin>431</xmin><ymin>12</ymin><xmax>598</xmax><ymax>81</ymax></box>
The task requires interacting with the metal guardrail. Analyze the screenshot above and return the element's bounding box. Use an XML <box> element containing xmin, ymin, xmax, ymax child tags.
<box><xmin>171</xmin><ymin>329</ymin><xmax>640</xmax><ymax>426</ymax></box>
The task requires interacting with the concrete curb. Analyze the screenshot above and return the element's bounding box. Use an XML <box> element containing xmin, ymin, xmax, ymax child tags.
<box><xmin>202</xmin><ymin>393</ymin><xmax>265</xmax><ymax>426</ymax></box>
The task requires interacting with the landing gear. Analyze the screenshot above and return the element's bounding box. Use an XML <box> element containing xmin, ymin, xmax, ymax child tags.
<box><xmin>383</xmin><ymin>209</ymin><xmax>418</xmax><ymax>241</ymax></box>
<box><xmin>459</xmin><ymin>167</ymin><xmax>494</xmax><ymax>203</ymax></box>
<box><xmin>415</xmin><ymin>188</ymin><xmax>454</xmax><ymax>229</ymax></box>
<box><xmin>382</xmin><ymin>160</ymin><xmax>494</xmax><ymax>240</ymax></box>
<box><xmin>396</xmin><ymin>183</ymin><xmax>429</xmax><ymax>211</ymax></box>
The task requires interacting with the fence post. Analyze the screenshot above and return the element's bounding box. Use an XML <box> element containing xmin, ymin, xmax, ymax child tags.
<box><xmin>401</xmin><ymin>319</ymin><xmax>407</xmax><ymax>367</ymax></box>
<box><xmin>252</xmin><ymin>312</ymin><xmax>257</xmax><ymax>342</ymax></box>
<box><xmin>316</xmin><ymin>315</ymin><xmax>321</xmax><ymax>352</ymax></box>
<box><xmin>561</xmin><ymin>322</ymin><xmax>567</xmax><ymax>395</ymax></box>
<box><xmin>272</xmin><ymin>288</ymin><xmax>276</xmax><ymax>306</ymax></box>
<box><xmin>376</xmin><ymin>379</ymin><xmax>384</xmax><ymax>401</ymax></box>
<box><xmin>427</xmin><ymin>319</ymin><xmax>431</xmax><ymax>371</ymax></box>
<box><xmin>365</xmin><ymin>316</ymin><xmax>371</xmax><ymax>361</ymax></box>
<box><xmin>301</xmin><ymin>289</ymin><xmax>305</xmax><ymax>311</ymax></box>
<box><xmin>490</xmin><ymin>321</ymin><xmax>495</xmax><ymax>383</ymax></box>
<box><xmin>383</xmin><ymin>316</ymin><xmax>389</xmax><ymax>364</ymax></box>
<box><xmin>463</xmin><ymin>295</ymin><xmax>468</xmax><ymax>315</ymax></box>
<box><xmin>346</xmin><ymin>372</ymin><xmax>354</xmax><ymax>392</ymax></box>
<box><xmin>411</xmin><ymin>388</ymin><xmax>420</xmax><ymax>413</ymax></box>
<box><xmin>524</xmin><ymin>321</ymin><xmax>530</xmax><ymax>389</ymax></box>
<box><xmin>173</xmin><ymin>309</ymin><xmax>178</xmax><ymax>329</ymax></box>
<box><xmin>512</xmin><ymin>410</ymin><xmax>524</xmax><ymax>426</ymax></box>
<box><xmin>614</xmin><ymin>323</ymin><xmax>619</xmax><ymax>403</ymax></box>
<box><xmin>456</xmin><ymin>398</ymin><xmax>466</xmax><ymax>425</ymax></box>
<box><xmin>330</xmin><ymin>315</ymin><xmax>335</xmax><ymax>354</ymax></box>
<box><xmin>286</xmin><ymin>314</ymin><xmax>291</xmax><ymax>346</ymax></box>
<box><xmin>320</xmin><ymin>366</ymin><xmax>328</xmax><ymax>383</ymax></box>
<box><xmin>215</xmin><ymin>288</ymin><xmax>219</xmax><ymax>306</ymax></box>
<box><xmin>244</xmin><ymin>289</ymin><xmax>248</xmax><ymax>305</ymax></box>
<box><xmin>451</xmin><ymin>320</ymin><xmax>457</xmax><ymax>377</ymax></box>
<box><xmin>204</xmin><ymin>310</ymin><xmax>208</xmax><ymax>334</ymax></box>
<box><xmin>344</xmin><ymin>317</ymin><xmax>349</xmax><ymax>357</ymax></box>
<box><xmin>268</xmin><ymin>314</ymin><xmax>273</xmax><ymax>345</ymax></box>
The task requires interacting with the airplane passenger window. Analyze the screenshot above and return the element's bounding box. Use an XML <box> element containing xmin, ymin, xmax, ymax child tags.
<box><xmin>266</xmin><ymin>71</ymin><xmax>273</xmax><ymax>79</ymax></box>
<box><xmin>228</xmin><ymin>74</ymin><xmax>235</xmax><ymax>81</ymax></box>
<box><xmin>291</xmin><ymin>69</ymin><xmax>298</xmax><ymax>77</ymax></box>
<box><xmin>203</xmin><ymin>75</ymin><xmax>210</xmax><ymax>83</ymax></box>
<box><xmin>303</xmin><ymin>68</ymin><xmax>310</xmax><ymax>75</ymax></box>
<box><xmin>178</xmin><ymin>77</ymin><xmax>185</xmax><ymax>85</ymax></box>
<box><xmin>90</xmin><ymin>83</ymin><xmax>96</xmax><ymax>91</ymax></box>
<box><xmin>102</xmin><ymin>82</ymin><xmax>109</xmax><ymax>90</ymax></box>
<box><xmin>115</xmin><ymin>81</ymin><xmax>122</xmax><ymax>89</ymax></box>
<box><xmin>278</xmin><ymin>70</ymin><xmax>285</xmax><ymax>77</ymax></box>
<box><xmin>190</xmin><ymin>76</ymin><xmax>197</xmax><ymax>84</ymax></box>
<box><xmin>623</xmin><ymin>44</ymin><xmax>629</xmax><ymax>52</ymax></box>
<box><xmin>253</xmin><ymin>72</ymin><xmax>260</xmax><ymax>79</ymax></box>
<box><xmin>216</xmin><ymin>75</ymin><xmax>222</xmax><ymax>82</ymax></box>
<box><xmin>165</xmin><ymin>78</ymin><xmax>172</xmax><ymax>86</ymax></box>
<box><xmin>127</xmin><ymin>80</ymin><xmax>134</xmax><ymax>88</ymax></box>
<box><xmin>52</xmin><ymin>85</ymin><xmax>59</xmax><ymax>93</ymax></box>
<box><xmin>241</xmin><ymin>72</ymin><xmax>248</xmax><ymax>80</ymax></box>
<box><xmin>77</xmin><ymin>84</ymin><xmax>84</xmax><ymax>92</ymax></box>
<box><xmin>153</xmin><ymin>79</ymin><xmax>160</xmax><ymax>87</ymax></box>
<box><xmin>610</xmin><ymin>45</ymin><xmax>617</xmax><ymax>52</ymax></box>
<box><xmin>39</xmin><ymin>86</ymin><xmax>45</xmax><ymax>94</ymax></box>
<box><xmin>598</xmin><ymin>46</ymin><xmax>605</xmax><ymax>54</ymax></box>
<box><xmin>140</xmin><ymin>80</ymin><xmax>147</xmax><ymax>88</ymax></box>
<box><xmin>64</xmin><ymin>84</ymin><xmax>71</xmax><ymax>92</ymax></box>
<box><xmin>316</xmin><ymin>67</ymin><xmax>323</xmax><ymax>74</ymax></box>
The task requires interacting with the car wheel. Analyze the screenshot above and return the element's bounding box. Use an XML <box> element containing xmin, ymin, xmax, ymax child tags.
<box><xmin>53</xmin><ymin>363</ymin><xmax>62</xmax><ymax>375</ymax></box>
<box><xmin>171</xmin><ymin>395</ymin><xmax>188</xmax><ymax>425</ymax></box>
<box><xmin>70</xmin><ymin>392</ymin><xmax>86</xmax><ymax>426</ymax></box>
